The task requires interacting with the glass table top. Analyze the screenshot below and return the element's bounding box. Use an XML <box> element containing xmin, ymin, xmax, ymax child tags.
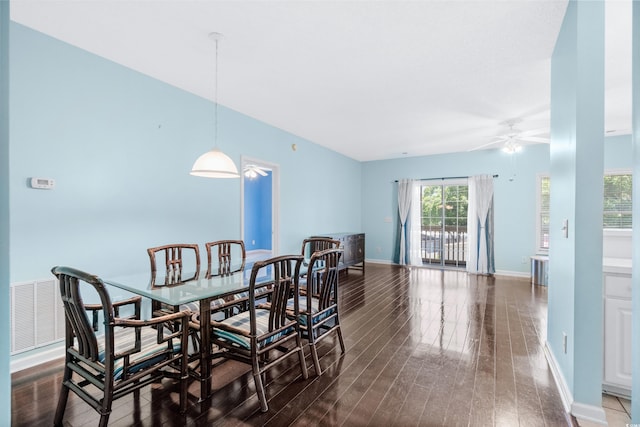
<box><xmin>103</xmin><ymin>263</ymin><xmax>273</xmax><ymax>306</ymax></box>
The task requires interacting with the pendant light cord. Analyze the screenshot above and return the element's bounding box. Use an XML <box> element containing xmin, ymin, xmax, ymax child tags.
<box><xmin>214</xmin><ymin>35</ymin><xmax>219</xmax><ymax>149</ymax></box>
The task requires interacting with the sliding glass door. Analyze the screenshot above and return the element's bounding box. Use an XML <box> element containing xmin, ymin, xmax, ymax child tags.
<box><xmin>420</xmin><ymin>181</ymin><xmax>468</xmax><ymax>268</ymax></box>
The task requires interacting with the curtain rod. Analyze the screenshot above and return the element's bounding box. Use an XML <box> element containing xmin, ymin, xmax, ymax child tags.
<box><xmin>394</xmin><ymin>174</ymin><xmax>498</xmax><ymax>183</ymax></box>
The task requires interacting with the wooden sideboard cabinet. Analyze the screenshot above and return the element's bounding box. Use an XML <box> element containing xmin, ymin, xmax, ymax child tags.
<box><xmin>311</xmin><ymin>232</ymin><xmax>365</xmax><ymax>273</ymax></box>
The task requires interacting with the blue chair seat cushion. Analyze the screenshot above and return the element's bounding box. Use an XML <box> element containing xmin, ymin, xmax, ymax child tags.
<box><xmin>230</xmin><ymin>285</ymin><xmax>272</xmax><ymax>301</ymax></box>
<box><xmin>287</xmin><ymin>296</ymin><xmax>336</xmax><ymax>326</ymax></box>
<box><xmin>212</xmin><ymin>309</ymin><xmax>294</xmax><ymax>349</ymax></box>
<box><xmin>97</xmin><ymin>326</ymin><xmax>181</xmax><ymax>380</ymax></box>
<box><xmin>179</xmin><ymin>296</ymin><xmax>231</xmax><ymax>313</ymax></box>
<box><xmin>180</xmin><ymin>286</ymin><xmax>272</xmax><ymax>314</ymax></box>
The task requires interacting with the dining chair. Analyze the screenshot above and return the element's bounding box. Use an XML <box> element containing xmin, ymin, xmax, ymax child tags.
<box><xmin>52</xmin><ymin>266</ymin><xmax>190</xmax><ymax>427</ymax></box>
<box><xmin>210</xmin><ymin>254</ymin><xmax>309</xmax><ymax>412</ymax></box>
<box><xmin>290</xmin><ymin>248</ymin><xmax>346</xmax><ymax>375</ymax></box>
<box><xmin>299</xmin><ymin>237</ymin><xmax>341</xmax><ymax>293</ymax></box>
<box><xmin>204</xmin><ymin>239</ymin><xmax>271</xmax><ymax>316</ymax></box>
<box><xmin>147</xmin><ymin>243</ymin><xmax>201</xmax><ymax>283</ymax></box>
<box><xmin>300</xmin><ymin>237</ymin><xmax>341</xmax><ymax>259</ymax></box>
<box><xmin>147</xmin><ymin>243</ymin><xmax>201</xmax><ymax>317</ymax></box>
<box><xmin>205</xmin><ymin>239</ymin><xmax>246</xmax><ymax>277</ymax></box>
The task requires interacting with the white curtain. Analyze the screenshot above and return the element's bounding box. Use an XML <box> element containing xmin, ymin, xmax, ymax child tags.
<box><xmin>398</xmin><ymin>179</ymin><xmax>422</xmax><ymax>266</ymax></box>
<box><xmin>408</xmin><ymin>182</ymin><xmax>422</xmax><ymax>265</ymax></box>
<box><xmin>467</xmin><ymin>175</ymin><xmax>495</xmax><ymax>274</ymax></box>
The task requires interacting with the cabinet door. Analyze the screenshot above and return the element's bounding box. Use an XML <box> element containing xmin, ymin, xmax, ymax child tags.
<box><xmin>342</xmin><ymin>236</ymin><xmax>354</xmax><ymax>265</ymax></box>
<box><xmin>355</xmin><ymin>234</ymin><xmax>365</xmax><ymax>263</ymax></box>
<box><xmin>604</xmin><ymin>297</ymin><xmax>632</xmax><ymax>388</ymax></box>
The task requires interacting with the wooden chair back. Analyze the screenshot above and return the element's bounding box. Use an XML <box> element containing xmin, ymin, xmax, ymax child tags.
<box><xmin>301</xmin><ymin>237</ymin><xmax>340</xmax><ymax>259</ymax></box>
<box><xmin>56</xmin><ymin>266</ymin><xmax>112</xmax><ymax>364</ymax></box>
<box><xmin>205</xmin><ymin>240</ymin><xmax>246</xmax><ymax>277</ymax></box>
<box><xmin>147</xmin><ymin>243</ymin><xmax>200</xmax><ymax>284</ymax></box>
<box><xmin>307</xmin><ymin>248</ymin><xmax>342</xmax><ymax>311</ymax></box>
<box><xmin>249</xmin><ymin>254</ymin><xmax>304</xmax><ymax>337</ymax></box>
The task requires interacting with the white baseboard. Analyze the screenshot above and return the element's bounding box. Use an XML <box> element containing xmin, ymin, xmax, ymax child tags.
<box><xmin>544</xmin><ymin>342</ymin><xmax>573</xmax><ymax>413</ymax></box>
<box><xmin>571</xmin><ymin>402</ymin><xmax>607</xmax><ymax>425</ymax></box>
<box><xmin>364</xmin><ymin>261</ymin><xmax>532</xmax><ymax>279</ymax></box>
<box><xmin>363</xmin><ymin>258</ymin><xmax>394</xmax><ymax>265</ymax></box>
<box><xmin>544</xmin><ymin>342</ymin><xmax>607</xmax><ymax>425</ymax></box>
<box><xmin>494</xmin><ymin>269</ymin><xmax>530</xmax><ymax>279</ymax></box>
<box><xmin>11</xmin><ymin>342</ymin><xmax>64</xmax><ymax>373</ymax></box>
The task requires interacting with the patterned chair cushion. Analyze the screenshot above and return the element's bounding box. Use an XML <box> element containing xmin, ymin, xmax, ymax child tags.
<box><xmin>287</xmin><ymin>296</ymin><xmax>335</xmax><ymax>326</ymax></box>
<box><xmin>212</xmin><ymin>309</ymin><xmax>294</xmax><ymax>349</ymax></box>
<box><xmin>180</xmin><ymin>286</ymin><xmax>271</xmax><ymax>315</ymax></box>
<box><xmin>97</xmin><ymin>327</ymin><xmax>181</xmax><ymax>380</ymax></box>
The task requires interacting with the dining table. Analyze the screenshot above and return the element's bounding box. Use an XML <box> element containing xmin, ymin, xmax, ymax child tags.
<box><xmin>103</xmin><ymin>262</ymin><xmax>274</xmax><ymax>401</ymax></box>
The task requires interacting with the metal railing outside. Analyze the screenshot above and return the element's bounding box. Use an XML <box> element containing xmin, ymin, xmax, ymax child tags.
<box><xmin>421</xmin><ymin>226</ymin><xmax>467</xmax><ymax>267</ymax></box>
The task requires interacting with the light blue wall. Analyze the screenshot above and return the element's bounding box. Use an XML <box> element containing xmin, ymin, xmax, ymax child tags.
<box><xmin>362</xmin><ymin>137</ymin><xmax>630</xmax><ymax>274</ymax></box>
<box><xmin>9</xmin><ymin>22</ymin><xmax>361</xmax><ymax>280</ymax></box>
<box><xmin>244</xmin><ymin>172</ymin><xmax>272</xmax><ymax>251</ymax></box>
<box><xmin>632</xmin><ymin>1</ymin><xmax>640</xmax><ymax>422</ymax></box>
<box><xmin>1</xmin><ymin>2</ymin><xmax>10</xmax><ymax>423</ymax></box>
<box><xmin>548</xmin><ymin>0</ymin><xmax>604</xmax><ymax>410</ymax></box>
<box><xmin>605</xmin><ymin>135</ymin><xmax>633</xmax><ymax>169</ymax></box>
<box><xmin>363</xmin><ymin>145</ymin><xmax>550</xmax><ymax>272</ymax></box>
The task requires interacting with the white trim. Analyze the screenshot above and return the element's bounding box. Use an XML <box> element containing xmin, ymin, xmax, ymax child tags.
<box><xmin>603</xmin><ymin>228</ymin><xmax>632</xmax><ymax>237</ymax></box>
<box><xmin>494</xmin><ymin>269</ymin><xmax>530</xmax><ymax>279</ymax></box>
<box><xmin>543</xmin><ymin>342</ymin><xmax>608</xmax><ymax>425</ymax></box>
<box><xmin>365</xmin><ymin>261</ymin><xmax>534</xmax><ymax>279</ymax></box>
<box><xmin>571</xmin><ymin>402</ymin><xmax>608</xmax><ymax>426</ymax></box>
<box><xmin>11</xmin><ymin>342</ymin><xmax>64</xmax><ymax>373</ymax></box>
<box><xmin>604</xmin><ymin>167</ymin><xmax>632</xmax><ymax>175</ymax></box>
<box><xmin>544</xmin><ymin>341</ymin><xmax>573</xmax><ymax>413</ymax></box>
<box><xmin>364</xmin><ymin>258</ymin><xmax>394</xmax><ymax>265</ymax></box>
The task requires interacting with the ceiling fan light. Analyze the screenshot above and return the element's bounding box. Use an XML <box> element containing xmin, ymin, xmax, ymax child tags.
<box><xmin>502</xmin><ymin>141</ymin><xmax>522</xmax><ymax>154</ymax></box>
<box><xmin>190</xmin><ymin>148</ymin><xmax>240</xmax><ymax>178</ymax></box>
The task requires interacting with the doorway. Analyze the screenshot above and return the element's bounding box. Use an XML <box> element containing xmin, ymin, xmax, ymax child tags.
<box><xmin>420</xmin><ymin>180</ymin><xmax>468</xmax><ymax>268</ymax></box>
<box><xmin>241</xmin><ymin>157</ymin><xmax>279</xmax><ymax>262</ymax></box>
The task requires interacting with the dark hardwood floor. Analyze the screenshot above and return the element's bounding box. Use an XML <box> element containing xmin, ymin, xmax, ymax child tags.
<box><xmin>12</xmin><ymin>264</ymin><xmax>571</xmax><ymax>426</ymax></box>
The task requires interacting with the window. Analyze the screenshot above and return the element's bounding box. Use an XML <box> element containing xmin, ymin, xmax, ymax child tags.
<box><xmin>603</xmin><ymin>173</ymin><xmax>632</xmax><ymax>229</ymax></box>
<box><xmin>536</xmin><ymin>172</ymin><xmax>632</xmax><ymax>252</ymax></box>
<box><xmin>537</xmin><ymin>175</ymin><xmax>550</xmax><ymax>251</ymax></box>
<box><xmin>420</xmin><ymin>181</ymin><xmax>468</xmax><ymax>267</ymax></box>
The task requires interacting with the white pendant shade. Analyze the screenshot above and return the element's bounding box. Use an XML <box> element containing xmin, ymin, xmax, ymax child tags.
<box><xmin>190</xmin><ymin>148</ymin><xmax>240</xmax><ymax>178</ymax></box>
<box><xmin>190</xmin><ymin>33</ymin><xmax>239</xmax><ymax>179</ymax></box>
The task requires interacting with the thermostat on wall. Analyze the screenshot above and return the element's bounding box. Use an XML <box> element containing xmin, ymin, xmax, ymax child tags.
<box><xmin>30</xmin><ymin>177</ymin><xmax>55</xmax><ymax>189</ymax></box>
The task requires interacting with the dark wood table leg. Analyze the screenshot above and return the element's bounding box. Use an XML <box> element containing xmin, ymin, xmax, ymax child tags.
<box><xmin>198</xmin><ymin>298</ymin><xmax>212</xmax><ymax>401</ymax></box>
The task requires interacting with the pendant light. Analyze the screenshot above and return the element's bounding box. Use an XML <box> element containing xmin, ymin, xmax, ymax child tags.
<box><xmin>190</xmin><ymin>32</ymin><xmax>240</xmax><ymax>178</ymax></box>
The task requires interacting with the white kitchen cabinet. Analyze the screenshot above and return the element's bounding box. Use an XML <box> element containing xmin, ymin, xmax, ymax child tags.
<box><xmin>603</xmin><ymin>268</ymin><xmax>632</xmax><ymax>397</ymax></box>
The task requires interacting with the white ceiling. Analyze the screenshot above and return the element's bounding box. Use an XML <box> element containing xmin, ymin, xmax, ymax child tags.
<box><xmin>10</xmin><ymin>0</ymin><xmax>632</xmax><ymax>162</ymax></box>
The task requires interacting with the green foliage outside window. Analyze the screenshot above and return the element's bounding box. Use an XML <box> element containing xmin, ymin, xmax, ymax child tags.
<box><xmin>538</xmin><ymin>173</ymin><xmax>631</xmax><ymax>251</ymax></box>
<box><xmin>603</xmin><ymin>174</ymin><xmax>632</xmax><ymax>228</ymax></box>
<box><xmin>540</xmin><ymin>176</ymin><xmax>550</xmax><ymax>249</ymax></box>
<box><xmin>421</xmin><ymin>185</ymin><xmax>468</xmax><ymax>228</ymax></box>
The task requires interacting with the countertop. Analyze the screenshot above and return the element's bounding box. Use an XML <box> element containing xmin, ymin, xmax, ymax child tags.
<box><xmin>603</xmin><ymin>257</ymin><xmax>632</xmax><ymax>274</ymax></box>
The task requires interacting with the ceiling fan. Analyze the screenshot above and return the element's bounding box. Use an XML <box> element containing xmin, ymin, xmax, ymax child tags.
<box><xmin>469</xmin><ymin>119</ymin><xmax>550</xmax><ymax>152</ymax></box>
<box><xmin>243</xmin><ymin>164</ymin><xmax>270</xmax><ymax>178</ymax></box>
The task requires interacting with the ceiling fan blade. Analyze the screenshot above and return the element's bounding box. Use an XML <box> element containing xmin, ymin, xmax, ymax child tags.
<box><xmin>468</xmin><ymin>138</ymin><xmax>505</xmax><ymax>152</ymax></box>
<box><xmin>519</xmin><ymin>136</ymin><xmax>549</xmax><ymax>144</ymax></box>
<box><xmin>243</xmin><ymin>164</ymin><xmax>270</xmax><ymax>176</ymax></box>
<box><xmin>519</xmin><ymin>128</ymin><xmax>549</xmax><ymax>137</ymax></box>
